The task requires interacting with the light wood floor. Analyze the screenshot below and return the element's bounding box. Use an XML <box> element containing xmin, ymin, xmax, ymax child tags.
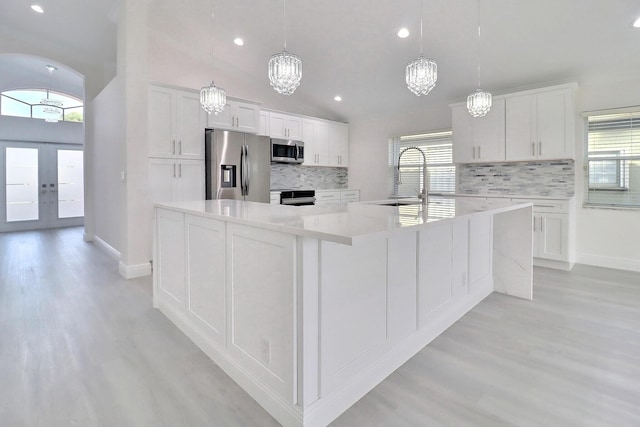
<box><xmin>1</xmin><ymin>227</ymin><xmax>639</xmax><ymax>426</ymax></box>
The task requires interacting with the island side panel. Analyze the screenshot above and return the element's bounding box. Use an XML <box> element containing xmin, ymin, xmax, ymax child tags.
<box><xmin>493</xmin><ymin>206</ymin><xmax>534</xmax><ymax>300</ymax></box>
<box><xmin>226</xmin><ymin>223</ymin><xmax>297</xmax><ymax>404</ymax></box>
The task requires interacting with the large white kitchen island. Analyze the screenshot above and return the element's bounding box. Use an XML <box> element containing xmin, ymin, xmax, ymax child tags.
<box><xmin>153</xmin><ymin>196</ymin><xmax>533</xmax><ymax>427</ymax></box>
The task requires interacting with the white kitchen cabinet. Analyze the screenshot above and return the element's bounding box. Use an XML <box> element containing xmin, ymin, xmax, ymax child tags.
<box><xmin>258</xmin><ymin>110</ymin><xmax>269</xmax><ymax>136</ymax></box>
<box><xmin>418</xmin><ymin>221</ymin><xmax>453</xmax><ymax>326</ymax></box>
<box><xmin>505</xmin><ymin>87</ymin><xmax>575</xmax><ymax>161</ymax></box>
<box><xmin>148</xmin><ymin>158</ymin><xmax>205</xmax><ymax>203</ymax></box>
<box><xmin>207</xmin><ymin>98</ymin><xmax>260</xmax><ymax>134</ymax></box>
<box><xmin>302</xmin><ymin>119</ymin><xmax>329</xmax><ymax>166</ymax></box>
<box><xmin>268</xmin><ymin>111</ymin><xmax>302</xmax><ymax>139</ymax></box>
<box><xmin>270</xmin><ymin>191</ymin><xmax>281</xmax><ymax>204</ymax></box>
<box><xmin>340</xmin><ymin>190</ymin><xmax>360</xmax><ymax>203</ymax></box>
<box><xmin>534</xmin><ymin>212</ymin><xmax>568</xmax><ymax>261</ymax></box>
<box><xmin>452</xmin><ymin>99</ymin><xmax>506</xmax><ymax>163</ymax></box>
<box><xmin>315</xmin><ymin>190</ymin><xmax>341</xmax><ymax>205</ymax></box>
<box><xmin>148</xmin><ymin>85</ymin><xmax>206</xmax><ymax>159</ymax></box>
<box><xmin>185</xmin><ymin>214</ymin><xmax>226</xmax><ymax>348</ymax></box>
<box><xmin>329</xmin><ymin>122</ymin><xmax>349</xmax><ymax>167</ymax></box>
<box><xmin>155</xmin><ymin>209</ymin><xmax>185</xmax><ymax>313</ymax></box>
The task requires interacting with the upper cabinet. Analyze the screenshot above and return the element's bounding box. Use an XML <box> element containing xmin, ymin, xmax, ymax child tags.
<box><xmin>505</xmin><ymin>87</ymin><xmax>575</xmax><ymax>161</ymax></box>
<box><xmin>207</xmin><ymin>98</ymin><xmax>260</xmax><ymax>134</ymax></box>
<box><xmin>258</xmin><ymin>111</ymin><xmax>269</xmax><ymax>136</ymax></box>
<box><xmin>452</xmin><ymin>99</ymin><xmax>506</xmax><ymax>164</ymax></box>
<box><xmin>268</xmin><ymin>112</ymin><xmax>302</xmax><ymax>139</ymax></box>
<box><xmin>148</xmin><ymin>85</ymin><xmax>206</xmax><ymax>159</ymax></box>
<box><xmin>451</xmin><ymin>84</ymin><xmax>577</xmax><ymax>164</ymax></box>
<box><xmin>302</xmin><ymin>118</ymin><xmax>348</xmax><ymax>167</ymax></box>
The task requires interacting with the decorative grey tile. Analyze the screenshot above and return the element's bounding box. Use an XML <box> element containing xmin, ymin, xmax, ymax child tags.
<box><xmin>270</xmin><ymin>164</ymin><xmax>348</xmax><ymax>190</ymax></box>
<box><xmin>457</xmin><ymin>160</ymin><xmax>575</xmax><ymax>197</ymax></box>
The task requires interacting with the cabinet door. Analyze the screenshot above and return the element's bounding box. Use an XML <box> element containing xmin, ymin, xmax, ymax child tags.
<box><xmin>538</xmin><ymin>213</ymin><xmax>568</xmax><ymax>261</ymax></box>
<box><xmin>258</xmin><ymin>111</ymin><xmax>269</xmax><ymax>136</ymax></box>
<box><xmin>537</xmin><ymin>90</ymin><xmax>569</xmax><ymax>160</ymax></box>
<box><xmin>505</xmin><ymin>94</ymin><xmax>536</xmax><ymax>161</ymax></box>
<box><xmin>302</xmin><ymin>119</ymin><xmax>329</xmax><ymax>166</ymax></box>
<box><xmin>418</xmin><ymin>221</ymin><xmax>453</xmax><ymax>326</ymax></box>
<box><xmin>234</xmin><ymin>102</ymin><xmax>260</xmax><ymax>134</ymax></box>
<box><xmin>452</xmin><ymin>105</ymin><xmax>475</xmax><ymax>163</ymax></box>
<box><xmin>156</xmin><ymin>209</ymin><xmax>185</xmax><ymax>312</ymax></box>
<box><xmin>176</xmin><ymin>91</ymin><xmax>206</xmax><ymax>159</ymax></box>
<box><xmin>329</xmin><ymin>123</ymin><xmax>349</xmax><ymax>167</ymax></box>
<box><xmin>185</xmin><ymin>215</ymin><xmax>226</xmax><ymax>347</ymax></box>
<box><xmin>177</xmin><ymin>160</ymin><xmax>205</xmax><ymax>201</ymax></box>
<box><xmin>207</xmin><ymin>103</ymin><xmax>234</xmax><ymax>130</ymax></box>
<box><xmin>473</xmin><ymin>98</ymin><xmax>505</xmax><ymax>162</ymax></box>
<box><xmin>148</xmin><ymin>86</ymin><xmax>176</xmax><ymax>158</ymax></box>
<box><xmin>268</xmin><ymin>112</ymin><xmax>287</xmax><ymax>138</ymax></box>
<box><xmin>149</xmin><ymin>158</ymin><xmax>177</xmax><ymax>203</ymax></box>
<box><xmin>285</xmin><ymin>116</ymin><xmax>302</xmax><ymax>139</ymax></box>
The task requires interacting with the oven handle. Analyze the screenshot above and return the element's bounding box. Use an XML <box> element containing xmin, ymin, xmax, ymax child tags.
<box><xmin>281</xmin><ymin>196</ymin><xmax>316</xmax><ymax>205</ymax></box>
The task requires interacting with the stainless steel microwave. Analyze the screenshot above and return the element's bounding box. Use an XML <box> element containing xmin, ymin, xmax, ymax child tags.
<box><xmin>271</xmin><ymin>139</ymin><xmax>304</xmax><ymax>164</ymax></box>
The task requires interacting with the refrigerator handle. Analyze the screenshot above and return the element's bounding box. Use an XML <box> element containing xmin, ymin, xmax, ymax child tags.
<box><xmin>245</xmin><ymin>144</ymin><xmax>251</xmax><ymax>196</ymax></box>
<box><xmin>240</xmin><ymin>145</ymin><xmax>246</xmax><ymax>196</ymax></box>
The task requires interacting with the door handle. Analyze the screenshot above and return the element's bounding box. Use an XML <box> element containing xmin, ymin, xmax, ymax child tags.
<box><xmin>472</xmin><ymin>146</ymin><xmax>476</xmax><ymax>159</ymax></box>
<box><xmin>173</xmin><ymin>140</ymin><xmax>176</xmax><ymax>155</ymax></box>
<box><xmin>244</xmin><ymin>145</ymin><xmax>250</xmax><ymax>195</ymax></box>
<box><xmin>539</xmin><ymin>141</ymin><xmax>542</xmax><ymax>156</ymax></box>
<box><xmin>178</xmin><ymin>163</ymin><xmax>182</xmax><ymax>178</ymax></box>
<box><xmin>478</xmin><ymin>146</ymin><xmax>481</xmax><ymax>159</ymax></box>
<box><xmin>179</xmin><ymin>140</ymin><xmax>182</xmax><ymax>155</ymax></box>
<box><xmin>173</xmin><ymin>163</ymin><xmax>176</xmax><ymax>178</ymax></box>
<box><xmin>532</xmin><ymin>142</ymin><xmax>535</xmax><ymax>156</ymax></box>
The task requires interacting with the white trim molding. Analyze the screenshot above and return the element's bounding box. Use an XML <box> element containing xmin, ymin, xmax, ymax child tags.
<box><xmin>577</xmin><ymin>254</ymin><xmax>640</xmax><ymax>273</ymax></box>
<box><xmin>92</xmin><ymin>235</ymin><xmax>121</xmax><ymax>261</ymax></box>
<box><xmin>119</xmin><ymin>261</ymin><xmax>152</xmax><ymax>279</ymax></box>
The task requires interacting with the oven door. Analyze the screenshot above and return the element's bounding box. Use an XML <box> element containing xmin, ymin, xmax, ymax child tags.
<box><xmin>271</xmin><ymin>139</ymin><xmax>304</xmax><ymax>163</ymax></box>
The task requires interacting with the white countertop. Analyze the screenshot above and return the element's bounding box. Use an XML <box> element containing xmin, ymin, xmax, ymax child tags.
<box><xmin>156</xmin><ymin>196</ymin><xmax>532</xmax><ymax>245</ymax></box>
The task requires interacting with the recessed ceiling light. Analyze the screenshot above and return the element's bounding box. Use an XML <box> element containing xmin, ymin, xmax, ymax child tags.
<box><xmin>397</xmin><ymin>28</ymin><xmax>410</xmax><ymax>38</ymax></box>
<box><xmin>633</xmin><ymin>16</ymin><xmax>640</xmax><ymax>28</ymax></box>
<box><xmin>233</xmin><ymin>38</ymin><xmax>244</xmax><ymax>46</ymax></box>
<box><xmin>45</xmin><ymin>64</ymin><xmax>57</xmax><ymax>72</ymax></box>
<box><xmin>334</xmin><ymin>95</ymin><xmax>342</xmax><ymax>102</ymax></box>
<box><xmin>31</xmin><ymin>4</ymin><xmax>44</xmax><ymax>13</ymax></box>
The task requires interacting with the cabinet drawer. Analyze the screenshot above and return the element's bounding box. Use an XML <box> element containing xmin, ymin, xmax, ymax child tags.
<box><xmin>315</xmin><ymin>191</ymin><xmax>341</xmax><ymax>203</ymax></box>
<box><xmin>517</xmin><ymin>199</ymin><xmax>567</xmax><ymax>213</ymax></box>
<box><xmin>341</xmin><ymin>190</ymin><xmax>359</xmax><ymax>199</ymax></box>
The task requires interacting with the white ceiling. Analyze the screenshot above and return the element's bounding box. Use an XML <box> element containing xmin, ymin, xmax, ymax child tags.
<box><xmin>1</xmin><ymin>0</ymin><xmax>639</xmax><ymax>122</ymax></box>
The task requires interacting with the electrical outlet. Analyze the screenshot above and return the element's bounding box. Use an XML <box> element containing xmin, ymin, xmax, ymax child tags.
<box><xmin>261</xmin><ymin>339</ymin><xmax>271</xmax><ymax>365</ymax></box>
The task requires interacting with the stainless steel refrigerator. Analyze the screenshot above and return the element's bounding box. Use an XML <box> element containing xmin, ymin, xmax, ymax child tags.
<box><xmin>205</xmin><ymin>129</ymin><xmax>271</xmax><ymax>202</ymax></box>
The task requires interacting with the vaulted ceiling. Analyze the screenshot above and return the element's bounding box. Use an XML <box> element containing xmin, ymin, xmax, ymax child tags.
<box><xmin>1</xmin><ymin>0</ymin><xmax>639</xmax><ymax>122</ymax></box>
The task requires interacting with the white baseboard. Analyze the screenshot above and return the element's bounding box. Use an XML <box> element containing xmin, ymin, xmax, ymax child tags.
<box><xmin>118</xmin><ymin>261</ymin><xmax>152</xmax><ymax>279</ymax></box>
<box><xmin>577</xmin><ymin>253</ymin><xmax>640</xmax><ymax>273</ymax></box>
<box><xmin>93</xmin><ymin>235</ymin><xmax>121</xmax><ymax>261</ymax></box>
<box><xmin>83</xmin><ymin>232</ymin><xmax>93</xmax><ymax>242</ymax></box>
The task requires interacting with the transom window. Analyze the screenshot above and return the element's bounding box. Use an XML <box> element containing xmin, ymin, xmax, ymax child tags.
<box><xmin>585</xmin><ymin>111</ymin><xmax>640</xmax><ymax>208</ymax></box>
<box><xmin>1</xmin><ymin>89</ymin><xmax>84</xmax><ymax>123</ymax></box>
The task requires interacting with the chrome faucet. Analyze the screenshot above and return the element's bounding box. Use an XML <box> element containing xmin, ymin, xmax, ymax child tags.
<box><xmin>397</xmin><ymin>146</ymin><xmax>428</xmax><ymax>205</ymax></box>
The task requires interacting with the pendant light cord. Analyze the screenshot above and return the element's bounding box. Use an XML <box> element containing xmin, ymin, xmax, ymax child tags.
<box><xmin>283</xmin><ymin>0</ymin><xmax>287</xmax><ymax>50</ymax></box>
<box><xmin>477</xmin><ymin>0</ymin><xmax>481</xmax><ymax>88</ymax></box>
<box><xmin>419</xmin><ymin>0</ymin><xmax>424</xmax><ymax>56</ymax></box>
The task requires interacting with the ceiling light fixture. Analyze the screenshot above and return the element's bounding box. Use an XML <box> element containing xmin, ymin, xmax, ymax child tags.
<box><xmin>334</xmin><ymin>95</ymin><xmax>342</xmax><ymax>102</ymax></box>
<box><xmin>467</xmin><ymin>0</ymin><xmax>492</xmax><ymax>118</ymax></box>
<box><xmin>31</xmin><ymin>4</ymin><xmax>44</xmax><ymax>13</ymax></box>
<box><xmin>406</xmin><ymin>0</ymin><xmax>437</xmax><ymax>96</ymax></box>
<box><xmin>397</xmin><ymin>28</ymin><xmax>410</xmax><ymax>38</ymax></box>
<box><xmin>633</xmin><ymin>16</ymin><xmax>640</xmax><ymax>28</ymax></box>
<box><xmin>268</xmin><ymin>0</ymin><xmax>302</xmax><ymax>95</ymax></box>
<box><xmin>233</xmin><ymin>37</ymin><xmax>244</xmax><ymax>46</ymax></box>
<box><xmin>200</xmin><ymin>3</ymin><xmax>227</xmax><ymax>115</ymax></box>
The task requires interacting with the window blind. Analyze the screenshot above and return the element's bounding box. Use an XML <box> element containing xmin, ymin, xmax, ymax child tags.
<box><xmin>585</xmin><ymin>112</ymin><xmax>640</xmax><ymax>207</ymax></box>
<box><xmin>388</xmin><ymin>131</ymin><xmax>455</xmax><ymax>197</ymax></box>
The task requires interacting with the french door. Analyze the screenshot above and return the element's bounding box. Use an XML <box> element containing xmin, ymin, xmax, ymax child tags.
<box><xmin>0</xmin><ymin>141</ymin><xmax>84</xmax><ymax>232</ymax></box>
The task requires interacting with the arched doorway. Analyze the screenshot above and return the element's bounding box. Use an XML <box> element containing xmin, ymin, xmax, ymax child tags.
<box><xmin>0</xmin><ymin>54</ymin><xmax>85</xmax><ymax>232</ymax></box>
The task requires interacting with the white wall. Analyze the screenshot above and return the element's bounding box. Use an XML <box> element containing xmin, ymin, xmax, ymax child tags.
<box><xmin>349</xmin><ymin>76</ymin><xmax>640</xmax><ymax>272</ymax></box>
<box><xmin>89</xmin><ymin>76</ymin><xmax>125</xmax><ymax>255</ymax></box>
<box><xmin>0</xmin><ymin>115</ymin><xmax>83</xmax><ymax>144</ymax></box>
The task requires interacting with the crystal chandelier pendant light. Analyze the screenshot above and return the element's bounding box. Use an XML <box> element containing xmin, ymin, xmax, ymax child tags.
<box><xmin>42</xmin><ymin>65</ymin><xmax>62</xmax><ymax>123</ymax></box>
<box><xmin>200</xmin><ymin>5</ymin><xmax>227</xmax><ymax>115</ymax></box>
<box><xmin>467</xmin><ymin>0</ymin><xmax>492</xmax><ymax>118</ymax></box>
<box><xmin>269</xmin><ymin>0</ymin><xmax>302</xmax><ymax>95</ymax></box>
<box><xmin>406</xmin><ymin>0</ymin><xmax>437</xmax><ymax>96</ymax></box>
<box><xmin>200</xmin><ymin>81</ymin><xmax>227</xmax><ymax>115</ymax></box>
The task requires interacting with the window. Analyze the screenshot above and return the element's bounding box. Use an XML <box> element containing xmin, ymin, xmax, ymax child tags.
<box><xmin>585</xmin><ymin>111</ymin><xmax>640</xmax><ymax>207</ymax></box>
<box><xmin>388</xmin><ymin>130</ymin><xmax>455</xmax><ymax>198</ymax></box>
<box><xmin>0</xmin><ymin>89</ymin><xmax>83</xmax><ymax>123</ymax></box>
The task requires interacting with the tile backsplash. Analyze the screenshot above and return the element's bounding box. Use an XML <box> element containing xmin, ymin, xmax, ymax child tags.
<box><xmin>457</xmin><ymin>160</ymin><xmax>575</xmax><ymax>198</ymax></box>
<box><xmin>270</xmin><ymin>164</ymin><xmax>348</xmax><ymax>190</ymax></box>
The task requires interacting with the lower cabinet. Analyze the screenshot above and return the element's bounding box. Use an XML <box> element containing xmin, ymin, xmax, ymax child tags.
<box><xmin>155</xmin><ymin>209</ymin><xmax>186</xmax><ymax>313</ymax></box>
<box><xmin>534</xmin><ymin>212</ymin><xmax>568</xmax><ymax>261</ymax></box>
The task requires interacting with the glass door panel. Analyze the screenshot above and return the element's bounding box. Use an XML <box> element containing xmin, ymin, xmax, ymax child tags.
<box><xmin>57</xmin><ymin>149</ymin><xmax>84</xmax><ymax>219</ymax></box>
<box><xmin>6</xmin><ymin>147</ymin><xmax>39</xmax><ymax>222</ymax></box>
